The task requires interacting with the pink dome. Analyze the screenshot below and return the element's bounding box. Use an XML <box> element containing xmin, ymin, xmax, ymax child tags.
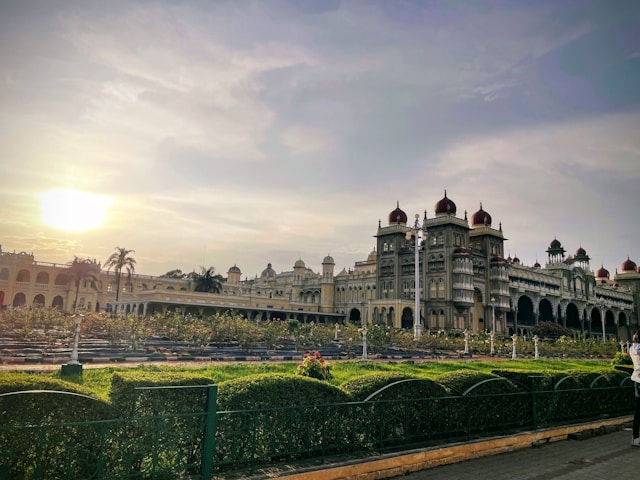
<box><xmin>434</xmin><ymin>190</ymin><xmax>457</xmax><ymax>215</ymax></box>
<box><xmin>595</xmin><ymin>265</ymin><xmax>610</xmax><ymax>279</ymax></box>
<box><xmin>470</xmin><ymin>202</ymin><xmax>492</xmax><ymax>227</ymax></box>
<box><xmin>621</xmin><ymin>257</ymin><xmax>637</xmax><ymax>272</ymax></box>
<box><xmin>388</xmin><ymin>201</ymin><xmax>407</xmax><ymax>225</ymax></box>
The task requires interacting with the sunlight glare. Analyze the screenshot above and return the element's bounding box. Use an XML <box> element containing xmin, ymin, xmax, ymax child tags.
<box><xmin>39</xmin><ymin>189</ymin><xmax>111</xmax><ymax>231</ymax></box>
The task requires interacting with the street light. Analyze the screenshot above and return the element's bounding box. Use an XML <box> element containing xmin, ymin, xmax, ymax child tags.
<box><xmin>405</xmin><ymin>213</ymin><xmax>426</xmax><ymax>340</ymax></box>
<box><xmin>490</xmin><ymin>296</ymin><xmax>497</xmax><ymax>355</ymax></box>
<box><xmin>599</xmin><ymin>297</ymin><xmax>606</xmax><ymax>343</ymax></box>
<box><xmin>61</xmin><ymin>313</ymin><xmax>84</xmax><ymax>376</ymax></box>
<box><xmin>358</xmin><ymin>327</ymin><xmax>368</xmax><ymax>361</ymax></box>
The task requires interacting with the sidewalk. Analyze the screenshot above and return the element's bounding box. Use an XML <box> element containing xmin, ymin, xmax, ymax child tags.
<box><xmin>268</xmin><ymin>417</ymin><xmax>635</xmax><ymax>480</ymax></box>
<box><xmin>399</xmin><ymin>425</ymin><xmax>637</xmax><ymax>480</ymax></box>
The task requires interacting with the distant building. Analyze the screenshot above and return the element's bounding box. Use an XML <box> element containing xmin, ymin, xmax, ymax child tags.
<box><xmin>1</xmin><ymin>191</ymin><xmax>638</xmax><ymax>340</ymax></box>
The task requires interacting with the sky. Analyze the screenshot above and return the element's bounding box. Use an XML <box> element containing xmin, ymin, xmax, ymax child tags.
<box><xmin>1</xmin><ymin>0</ymin><xmax>639</xmax><ymax>280</ymax></box>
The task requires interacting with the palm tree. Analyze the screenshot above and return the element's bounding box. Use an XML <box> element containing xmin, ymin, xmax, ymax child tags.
<box><xmin>188</xmin><ymin>266</ymin><xmax>224</xmax><ymax>293</ymax></box>
<box><xmin>104</xmin><ymin>247</ymin><xmax>136</xmax><ymax>302</ymax></box>
<box><xmin>68</xmin><ymin>257</ymin><xmax>100</xmax><ymax>312</ymax></box>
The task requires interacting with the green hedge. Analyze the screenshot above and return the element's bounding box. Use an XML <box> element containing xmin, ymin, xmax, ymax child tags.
<box><xmin>341</xmin><ymin>372</ymin><xmax>449</xmax><ymax>401</ymax></box>
<box><xmin>0</xmin><ymin>374</ymin><xmax>116</xmax><ymax>480</ymax></box>
<box><xmin>217</xmin><ymin>373</ymin><xmax>349</xmax><ymax>411</ymax></box>
<box><xmin>436</xmin><ymin>370</ymin><xmax>520</xmax><ymax>396</ymax></box>
<box><xmin>0</xmin><ymin>372</ymin><xmax>113</xmax><ymax>424</ymax></box>
<box><xmin>109</xmin><ymin>370</ymin><xmax>214</xmax><ymax>417</ymax></box>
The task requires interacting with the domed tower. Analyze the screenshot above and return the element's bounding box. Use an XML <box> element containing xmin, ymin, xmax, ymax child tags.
<box><xmin>468</xmin><ymin>201</ymin><xmax>506</xmax><ymax>272</ymax></box>
<box><xmin>573</xmin><ymin>246</ymin><xmax>590</xmax><ymax>270</ymax></box>
<box><xmin>546</xmin><ymin>238</ymin><xmax>566</xmax><ymax>264</ymax></box>
<box><xmin>227</xmin><ymin>264</ymin><xmax>242</xmax><ymax>284</ymax></box>
<box><xmin>291</xmin><ymin>259</ymin><xmax>305</xmax><ymax>303</ymax></box>
<box><xmin>470</xmin><ymin>202</ymin><xmax>492</xmax><ymax>227</ymax></box>
<box><xmin>595</xmin><ymin>265</ymin><xmax>610</xmax><ymax>283</ymax></box>
<box><xmin>388</xmin><ymin>201</ymin><xmax>408</xmax><ymax>225</ymax></box>
<box><xmin>622</xmin><ymin>256</ymin><xmax>637</xmax><ymax>273</ymax></box>
<box><xmin>320</xmin><ymin>254</ymin><xmax>335</xmax><ymax>312</ymax></box>
<box><xmin>261</xmin><ymin>262</ymin><xmax>276</xmax><ymax>280</ymax></box>
<box><xmin>434</xmin><ymin>190</ymin><xmax>457</xmax><ymax>217</ymax></box>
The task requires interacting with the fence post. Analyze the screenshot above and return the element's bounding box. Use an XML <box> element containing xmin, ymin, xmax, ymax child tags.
<box><xmin>201</xmin><ymin>385</ymin><xmax>218</xmax><ymax>480</ymax></box>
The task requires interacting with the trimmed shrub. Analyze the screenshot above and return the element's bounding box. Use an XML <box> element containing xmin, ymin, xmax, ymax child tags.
<box><xmin>107</xmin><ymin>370</ymin><xmax>215</xmax><ymax>477</ymax></box>
<box><xmin>0</xmin><ymin>372</ymin><xmax>113</xmax><ymax>423</ymax></box>
<box><xmin>341</xmin><ymin>372</ymin><xmax>449</xmax><ymax>401</ymax></box>
<box><xmin>436</xmin><ymin>370</ymin><xmax>519</xmax><ymax>396</ymax></box>
<box><xmin>0</xmin><ymin>373</ymin><xmax>115</xmax><ymax>480</ymax></box>
<box><xmin>435</xmin><ymin>370</ymin><xmax>523</xmax><ymax>436</ymax></box>
<box><xmin>109</xmin><ymin>370</ymin><xmax>214</xmax><ymax>416</ymax></box>
<box><xmin>491</xmin><ymin>370</ymin><xmax>540</xmax><ymax>392</ymax></box>
<box><xmin>215</xmin><ymin>374</ymin><xmax>352</xmax><ymax>469</ymax></box>
<box><xmin>217</xmin><ymin>373</ymin><xmax>349</xmax><ymax>411</ymax></box>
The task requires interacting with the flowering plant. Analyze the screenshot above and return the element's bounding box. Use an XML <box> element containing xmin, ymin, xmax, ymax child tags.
<box><xmin>611</xmin><ymin>351</ymin><xmax>632</xmax><ymax>366</ymax></box>
<box><xmin>296</xmin><ymin>351</ymin><xmax>332</xmax><ymax>381</ymax></box>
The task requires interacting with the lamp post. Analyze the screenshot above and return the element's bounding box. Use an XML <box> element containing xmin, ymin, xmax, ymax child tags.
<box><xmin>599</xmin><ymin>297</ymin><xmax>606</xmax><ymax>343</ymax></box>
<box><xmin>359</xmin><ymin>327</ymin><xmax>368</xmax><ymax>361</ymax></box>
<box><xmin>463</xmin><ymin>329</ymin><xmax>469</xmax><ymax>354</ymax></box>
<box><xmin>490</xmin><ymin>296</ymin><xmax>496</xmax><ymax>355</ymax></box>
<box><xmin>61</xmin><ymin>314</ymin><xmax>84</xmax><ymax>376</ymax></box>
<box><xmin>405</xmin><ymin>213</ymin><xmax>426</xmax><ymax>340</ymax></box>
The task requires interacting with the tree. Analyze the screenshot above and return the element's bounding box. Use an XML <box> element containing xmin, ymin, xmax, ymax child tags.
<box><xmin>160</xmin><ymin>269</ymin><xmax>187</xmax><ymax>279</ymax></box>
<box><xmin>104</xmin><ymin>247</ymin><xmax>136</xmax><ymax>302</ymax></box>
<box><xmin>68</xmin><ymin>257</ymin><xmax>100</xmax><ymax>312</ymax></box>
<box><xmin>188</xmin><ymin>266</ymin><xmax>223</xmax><ymax>293</ymax></box>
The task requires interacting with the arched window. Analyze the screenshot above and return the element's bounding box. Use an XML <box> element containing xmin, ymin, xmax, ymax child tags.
<box><xmin>35</xmin><ymin>272</ymin><xmax>49</xmax><ymax>285</ymax></box>
<box><xmin>438</xmin><ymin>279</ymin><xmax>445</xmax><ymax>298</ymax></box>
<box><xmin>429</xmin><ymin>279</ymin><xmax>437</xmax><ymax>298</ymax></box>
<box><xmin>52</xmin><ymin>296</ymin><xmax>64</xmax><ymax>309</ymax></box>
<box><xmin>16</xmin><ymin>270</ymin><xmax>30</xmax><ymax>282</ymax></box>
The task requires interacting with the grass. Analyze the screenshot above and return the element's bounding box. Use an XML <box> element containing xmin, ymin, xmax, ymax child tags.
<box><xmin>36</xmin><ymin>357</ymin><xmax>618</xmax><ymax>401</ymax></box>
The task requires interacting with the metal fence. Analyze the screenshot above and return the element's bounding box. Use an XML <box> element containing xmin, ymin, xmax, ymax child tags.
<box><xmin>0</xmin><ymin>382</ymin><xmax>633</xmax><ymax>479</ymax></box>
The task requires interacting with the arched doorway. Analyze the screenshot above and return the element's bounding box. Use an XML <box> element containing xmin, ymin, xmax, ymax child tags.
<box><xmin>517</xmin><ymin>295</ymin><xmax>535</xmax><ymax>329</ymax></box>
<box><xmin>565</xmin><ymin>303</ymin><xmax>581</xmax><ymax>330</ymax></box>
<box><xmin>52</xmin><ymin>296</ymin><xmax>64</xmax><ymax>309</ymax></box>
<box><xmin>33</xmin><ymin>294</ymin><xmax>45</xmax><ymax>306</ymax></box>
<box><xmin>401</xmin><ymin>307</ymin><xmax>413</xmax><ymax>329</ymax></box>
<box><xmin>349</xmin><ymin>308</ymin><xmax>361</xmax><ymax>323</ymax></box>
<box><xmin>538</xmin><ymin>299</ymin><xmax>554</xmax><ymax>322</ymax></box>
<box><xmin>12</xmin><ymin>293</ymin><xmax>26</xmax><ymax>307</ymax></box>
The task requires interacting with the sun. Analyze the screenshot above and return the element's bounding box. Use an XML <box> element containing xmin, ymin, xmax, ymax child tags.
<box><xmin>39</xmin><ymin>189</ymin><xmax>111</xmax><ymax>231</ymax></box>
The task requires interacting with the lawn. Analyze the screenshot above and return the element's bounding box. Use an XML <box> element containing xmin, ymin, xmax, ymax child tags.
<box><xmin>41</xmin><ymin>357</ymin><xmax>618</xmax><ymax>401</ymax></box>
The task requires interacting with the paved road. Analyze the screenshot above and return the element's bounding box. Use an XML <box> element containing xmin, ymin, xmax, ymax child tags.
<box><xmin>397</xmin><ymin>427</ymin><xmax>638</xmax><ymax>480</ymax></box>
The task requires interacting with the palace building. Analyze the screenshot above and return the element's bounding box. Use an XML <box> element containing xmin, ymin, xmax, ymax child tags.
<box><xmin>1</xmin><ymin>192</ymin><xmax>639</xmax><ymax>340</ymax></box>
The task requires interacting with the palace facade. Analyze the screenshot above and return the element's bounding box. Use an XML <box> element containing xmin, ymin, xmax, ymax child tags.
<box><xmin>2</xmin><ymin>192</ymin><xmax>639</xmax><ymax>340</ymax></box>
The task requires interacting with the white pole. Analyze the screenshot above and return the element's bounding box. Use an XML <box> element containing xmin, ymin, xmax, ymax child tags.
<box><xmin>68</xmin><ymin>314</ymin><xmax>84</xmax><ymax>365</ymax></box>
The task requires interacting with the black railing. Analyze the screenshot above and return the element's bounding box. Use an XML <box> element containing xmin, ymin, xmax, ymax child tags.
<box><xmin>0</xmin><ymin>383</ymin><xmax>633</xmax><ymax>479</ymax></box>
